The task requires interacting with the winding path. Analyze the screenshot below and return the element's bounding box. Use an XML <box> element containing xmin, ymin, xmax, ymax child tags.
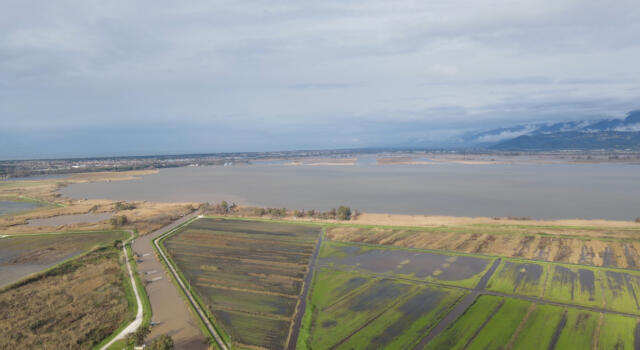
<box><xmin>100</xmin><ymin>230</ymin><xmax>142</xmax><ymax>349</ymax></box>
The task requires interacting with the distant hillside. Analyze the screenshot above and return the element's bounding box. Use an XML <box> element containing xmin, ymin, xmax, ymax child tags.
<box><xmin>490</xmin><ymin>131</ymin><xmax>640</xmax><ymax>151</ymax></box>
<box><xmin>469</xmin><ymin>110</ymin><xmax>640</xmax><ymax>151</ymax></box>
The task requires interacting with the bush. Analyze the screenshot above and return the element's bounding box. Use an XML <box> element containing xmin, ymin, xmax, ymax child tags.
<box><xmin>110</xmin><ymin>215</ymin><xmax>128</xmax><ymax>227</ymax></box>
<box><xmin>336</xmin><ymin>206</ymin><xmax>351</xmax><ymax>220</ymax></box>
<box><xmin>267</xmin><ymin>208</ymin><xmax>287</xmax><ymax>218</ymax></box>
<box><xmin>149</xmin><ymin>334</ymin><xmax>174</xmax><ymax>350</ymax></box>
<box><xmin>636</xmin><ymin>217</ymin><xmax>640</xmax><ymax>223</ymax></box>
<box><xmin>127</xmin><ymin>325</ymin><xmax>150</xmax><ymax>347</ymax></box>
<box><xmin>115</xmin><ymin>202</ymin><xmax>136</xmax><ymax>211</ymax></box>
<box><xmin>294</xmin><ymin>210</ymin><xmax>305</xmax><ymax>218</ymax></box>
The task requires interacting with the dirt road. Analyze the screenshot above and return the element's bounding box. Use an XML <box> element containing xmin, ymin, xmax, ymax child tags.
<box><xmin>132</xmin><ymin>212</ymin><xmax>209</xmax><ymax>350</ymax></box>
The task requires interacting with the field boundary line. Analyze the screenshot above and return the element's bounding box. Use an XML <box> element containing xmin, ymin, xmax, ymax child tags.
<box><xmin>285</xmin><ymin>228</ymin><xmax>325</xmax><ymax>350</ymax></box>
<box><xmin>593</xmin><ymin>312</ymin><xmax>604</xmax><ymax>350</ymax></box>
<box><xmin>153</xmin><ymin>216</ymin><xmax>230</xmax><ymax>350</ymax></box>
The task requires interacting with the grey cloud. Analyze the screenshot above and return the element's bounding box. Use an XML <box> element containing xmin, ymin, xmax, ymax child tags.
<box><xmin>1</xmin><ymin>0</ymin><xmax>640</xmax><ymax>159</ymax></box>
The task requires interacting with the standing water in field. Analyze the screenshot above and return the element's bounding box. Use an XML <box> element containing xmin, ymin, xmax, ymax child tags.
<box><xmin>0</xmin><ymin>201</ymin><xmax>43</xmax><ymax>216</ymax></box>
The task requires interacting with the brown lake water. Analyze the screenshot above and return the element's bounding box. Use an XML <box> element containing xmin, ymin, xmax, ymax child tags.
<box><xmin>61</xmin><ymin>163</ymin><xmax>640</xmax><ymax>220</ymax></box>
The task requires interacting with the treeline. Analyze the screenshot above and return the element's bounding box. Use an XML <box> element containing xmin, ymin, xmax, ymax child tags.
<box><xmin>201</xmin><ymin>201</ymin><xmax>358</xmax><ymax>221</ymax></box>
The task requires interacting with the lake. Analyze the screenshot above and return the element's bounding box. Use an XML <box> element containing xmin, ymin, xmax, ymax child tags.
<box><xmin>61</xmin><ymin>163</ymin><xmax>640</xmax><ymax>220</ymax></box>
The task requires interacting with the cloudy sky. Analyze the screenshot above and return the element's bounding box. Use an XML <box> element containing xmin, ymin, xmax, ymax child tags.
<box><xmin>2</xmin><ymin>0</ymin><xmax>640</xmax><ymax>159</ymax></box>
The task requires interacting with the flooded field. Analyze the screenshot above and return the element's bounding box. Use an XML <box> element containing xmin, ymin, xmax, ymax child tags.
<box><xmin>0</xmin><ymin>200</ymin><xmax>42</xmax><ymax>216</ymax></box>
<box><xmin>27</xmin><ymin>212</ymin><xmax>113</xmax><ymax>227</ymax></box>
<box><xmin>163</xmin><ymin>218</ymin><xmax>321</xmax><ymax>349</ymax></box>
<box><xmin>299</xmin><ymin>268</ymin><xmax>465</xmax><ymax>349</ymax></box>
<box><xmin>326</xmin><ymin>226</ymin><xmax>640</xmax><ymax>269</ymax></box>
<box><xmin>319</xmin><ymin>242</ymin><xmax>492</xmax><ymax>288</ymax></box>
<box><xmin>487</xmin><ymin>258</ymin><xmax>640</xmax><ymax>314</ymax></box>
<box><xmin>0</xmin><ymin>231</ymin><xmax>127</xmax><ymax>287</ymax></box>
<box><xmin>61</xmin><ymin>163</ymin><xmax>640</xmax><ymax>220</ymax></box>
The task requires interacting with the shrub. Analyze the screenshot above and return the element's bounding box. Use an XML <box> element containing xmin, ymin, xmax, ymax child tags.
<box><xmin>110</xmin><ymin>215</ymin><xmax>128</xmax><ymax>227</ymax></box>
<box><xmin>127</xmin><ymin>325</ymin><xmax>150</xmax><ymax>347</ymax></box>
<box><xmin>149</xmin><ymin>334</ymin><xmax>174</xmax><ymax>350</ymax></box>
<box><xmin>636</xmin><ymin>217</ymin><xmax>640</xmax><ymax>223</ymax></box>
<box><xmin>336</xmin><ymin>206</ymin><xmax>351</xmax><ymax>220</ymax></box>
<box><xmin>115</xmin><ymin>202</ymin><xmax>136</xmax><ymax>211</ymax></box>
<box><xmin>294</xmin><ymin>210</ymin><xmax>305</xmax><ymax>218</ymax></box>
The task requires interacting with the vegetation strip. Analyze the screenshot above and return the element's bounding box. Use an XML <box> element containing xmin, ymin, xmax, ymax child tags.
<box><xmin>153</xmin><ymin>216</ymin><xmax>229</xmax><ymax>350</ymax></box>
<box><xmin>547</xmin><ymin>310</ymin><xmax>568</xmax><ymax>350</ymax></box>
<box><xmin>286</xmin><ymin>232</ymin><xmax>324</xmax><ymax>350</ymax></box>
<box><xmin>100</xmin><ymin>230</ymin><xmax>143</xmax><ymax>349</ymax></box>
<box><xmin>461</xmin><ymin>299</ymin><xmax>505</xmax><ymax>349</ymax></box>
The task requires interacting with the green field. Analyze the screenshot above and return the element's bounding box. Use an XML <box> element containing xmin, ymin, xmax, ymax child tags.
<box><xmin>428</xmin><ymin>295</ymin><xmax>640</xmax><ymax>350</ymax></box>
<box><xmin>299</xmin><ymin>268</ymin><xmax>465</xmax><ymax>349</ymax></box>
<box><xmin>486</xmin><ymin>260</ymin><xmax>547</xmax><ymax>297</ymax></box>
<box><xmin>487</xmin><ymin>258</ymin><xmax>640</xmax><ymax>315</ymax></box>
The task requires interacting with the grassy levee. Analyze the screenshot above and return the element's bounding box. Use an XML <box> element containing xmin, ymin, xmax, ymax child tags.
<box><xmin>153</xmin><ymin>217</ymin><xmax>231</xmax><ymax>349</ymax></box>
<box><xmin>97</xmin><ymin>230</ymin><xmax>153</xmax><ymax>350</ymax></box>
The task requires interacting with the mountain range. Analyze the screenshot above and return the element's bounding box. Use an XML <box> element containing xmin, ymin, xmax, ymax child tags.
<box><xmin>465</xmin><ymin>110</ymin><xmax>640</xmax><ymax>151</ymax></box>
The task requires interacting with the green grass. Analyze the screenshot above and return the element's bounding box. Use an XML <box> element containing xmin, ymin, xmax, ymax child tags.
<box><xmin>554</xmin><ymin>308</ymin><xmax>600</xmax><ymax>349</ymax></box>
<box><xmin>336</xmin><ymin>285</ymin><xmax>465</xmax><ymax>350</ymax></box>
<box><xmin>511</xmin><ymin>304</ymin><xmax>565</xmax><ymax>350</ymax></box>
<box><xmin>601</xmin><ymin>270</ymin><xmax>640</xmax><ymax>314</ymax></box>
<box><xmin>425</xmin><ymin>295</ymin><xmax>504</xmax><ymax>350</ymax></box>
<box><xmin>466</xmin><ymin>298</ymin><xmax>531</xmax><ymax>350</ymax></box>
<box><xmin>486</xmin><ymin>260</ymin><xmax>547</xmax><ymax>297</ymax></box>
<box><xmin>598</xmin><ymin>313</ymin><xmax>637</xmax><ymax>350</ymax></box>
<box><xmin>300</xmin><ymin>268</ymin><xmax>465</xmax><ymax>350</ymax></box>
<box><xmin>544</xmin><ymin>265</ymin><xmax>604</xmax><ymax>308</ymax></box>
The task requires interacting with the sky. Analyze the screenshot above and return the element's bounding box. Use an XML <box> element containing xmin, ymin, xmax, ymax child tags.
<box><xmin>2</xmin><ymin>0</ymin><xmax>640</xmax><ymax>159</ymax></box>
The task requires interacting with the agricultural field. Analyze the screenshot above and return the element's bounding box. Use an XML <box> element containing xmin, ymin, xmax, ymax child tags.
<box><xmin>162</xmin><ymin>218</ymin><xmax>640</xmax><ymax>349</ymax></box>
<box><xmin>163</xmin><ymin>218</ymin><xmax>321</xmax><ymax>349</ymax></box>
<box><xmin>487</xmin><ymin>258</ymin><xmax>640</xmax><ymax>314</ymax></box>
<box><xmin>0</xmin><ymin>230</ymin><xmax>128</xmax><ymax>287</ymax></box>
<box><xmin>426</xmin><ymin>295</ymin><xmax>640</xmax><ymax>350</ymax></box>
<box><xmin>298</xmin><ymin>268</ymin><xmax>466</xmax><ymax>349</ymax></box>
<box><xmin>319</xmin><ymin>241</ymin><xmax>495</xmax><ymax>288</ymax></box>
<box><xmin>0</xmin><ymin>245</ymin><xmax>132</xmax><ymax>349</ymax></box>
<box><xmin>326</xmin><ymin>225</ymin><xmax>640</xmax><ymax>268</ymax></box>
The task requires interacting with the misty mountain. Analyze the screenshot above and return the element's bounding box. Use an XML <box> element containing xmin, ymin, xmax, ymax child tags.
<box><xmin>466</xmin><ymin>110</ymin><xmax>640</xmax><ymax>151</ymax></box>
